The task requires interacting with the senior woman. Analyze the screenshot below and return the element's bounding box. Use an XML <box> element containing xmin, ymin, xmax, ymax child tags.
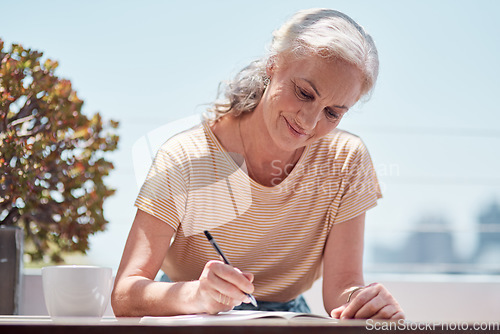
<box><xmin>112</xmin><ymin>8</ymin><xmax>404</xmax><ymax>320</ymax></box>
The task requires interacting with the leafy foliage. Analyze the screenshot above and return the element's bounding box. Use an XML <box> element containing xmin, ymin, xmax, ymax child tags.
<box><xmin>0</xmin><ymin>39</ymin><xmax>119</xmax><ymax>263</ymax></box>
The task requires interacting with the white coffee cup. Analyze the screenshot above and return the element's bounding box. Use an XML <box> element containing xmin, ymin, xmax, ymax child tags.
<box><xmin>42</xmin><ymin>265</ymin><xmax>113</xmax><ymax>318</ymax></box>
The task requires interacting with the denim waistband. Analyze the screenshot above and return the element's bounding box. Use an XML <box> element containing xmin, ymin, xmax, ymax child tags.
<box><xmin>233</xmin><ymin>294</ymin><xmax>311</xmax><ymax>313</ymax></box>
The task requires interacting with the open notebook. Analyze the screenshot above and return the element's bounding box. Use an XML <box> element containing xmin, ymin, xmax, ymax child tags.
<box><xmin>140</xmin><ymin>310</ymin><xmax>338</xmax><ymax>325</ymax></box>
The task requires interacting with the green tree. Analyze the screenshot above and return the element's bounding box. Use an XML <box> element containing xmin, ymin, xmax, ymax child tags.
<box><xmin>0</xmin><ymin>39</ymin><xmax>119</xmax><ymax>263</ymax></box>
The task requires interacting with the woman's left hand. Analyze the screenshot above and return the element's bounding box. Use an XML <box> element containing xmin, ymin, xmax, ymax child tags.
<box><xmin>330</xmin><ymin>283</ymin><xmax>405</xmax><ymax>320</ymax></box>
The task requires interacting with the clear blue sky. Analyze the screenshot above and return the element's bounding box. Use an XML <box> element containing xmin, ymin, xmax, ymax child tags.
<box><xmin>2</xmin><ymin>0</ymin><xmax>499</xmax><ymax>271</ymax></box>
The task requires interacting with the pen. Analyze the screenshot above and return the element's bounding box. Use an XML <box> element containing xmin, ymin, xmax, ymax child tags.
<box><xmin>203</xmin><ymin>230</ymin><xmax>258</xmax><ymax>307</ymax></box>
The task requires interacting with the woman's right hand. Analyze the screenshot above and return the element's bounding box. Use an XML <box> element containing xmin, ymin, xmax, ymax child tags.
<box><xmin>112</xmin><ymin>210</ymin><xmax>255</xmax><ymax>316</ymax></box>
<box><xmin>195</xmin><ymin>260</ymin><xmax>255</xmax><ymax>314</ymax></box>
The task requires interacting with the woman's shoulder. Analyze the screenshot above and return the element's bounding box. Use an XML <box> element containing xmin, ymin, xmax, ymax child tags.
<box><xmin>316</xmin><ymin>128</ymin><xmax>365</xmax><ymax>152</ymax></box>
<box><xmin>157</xmin><ymin>122</ymin><xmax>211</xmax><ymax>155</ymax></box>
<box><xmin>305</xmin><ymin>129</ymin><xmax>370</xmax><ymax>169</ymax></box>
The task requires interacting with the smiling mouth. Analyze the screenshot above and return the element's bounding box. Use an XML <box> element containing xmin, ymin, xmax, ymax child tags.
<box><xmin>284</xmin><ymin>117</ymin><xmax>308</xmax><ymax>137</ymax></box>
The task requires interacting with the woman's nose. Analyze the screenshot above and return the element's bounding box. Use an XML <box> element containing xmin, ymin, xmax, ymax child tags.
<box><xmin>295</xmin><ymin>106</ymin><xmax>322</xmax><ymax>132</ymax></box>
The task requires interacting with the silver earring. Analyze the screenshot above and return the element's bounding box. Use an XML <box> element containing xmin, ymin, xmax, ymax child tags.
<box><xmin>263</xmin><ymin>76</ymin><xmax>270</xmax><ymax>87</ymax></box>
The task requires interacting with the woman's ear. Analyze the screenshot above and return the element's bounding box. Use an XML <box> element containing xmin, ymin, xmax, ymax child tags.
<box><xmin>266</xmin><ymin>56</ymin><xmax>276</xmax><ymax>77</ymax></box>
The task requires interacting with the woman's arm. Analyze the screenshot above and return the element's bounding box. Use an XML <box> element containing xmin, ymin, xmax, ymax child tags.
<box><xmin>323</xmin><ymin>213</ymin><xmax>366</xmax><ymax>313</ymax></box>
<box><xmin>111</xmin><ymin>209</ymin><xmax>254</xmax><ymax>316</ymax></box>
<box><xmin>322</xmin><ymin>213</ymin><xmax>404</xmax><ymax>319</ymax></box>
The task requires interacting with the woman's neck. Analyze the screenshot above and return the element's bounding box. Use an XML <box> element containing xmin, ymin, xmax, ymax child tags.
<box><xmin>238</xmin><ymin>111</ymin><xmax>303</xmax><ymax>186</ymax></box>
<box><xmin>210</xmin><ymin>111</ymin><xmax>304</xmax><ymax>186</ymax></box>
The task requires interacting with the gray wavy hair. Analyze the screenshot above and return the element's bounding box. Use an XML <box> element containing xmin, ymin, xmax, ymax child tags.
<box><xmin>207</xmin><ymin>8</ymin><xmax>379</xmax><ymax>120</ymax></box>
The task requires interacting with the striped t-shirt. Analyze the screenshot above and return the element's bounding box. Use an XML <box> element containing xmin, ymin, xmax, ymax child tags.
<box><xmin>135</xmin><ymin>122</ymin><xmax>381</xmax><ymax>302</ymax></box>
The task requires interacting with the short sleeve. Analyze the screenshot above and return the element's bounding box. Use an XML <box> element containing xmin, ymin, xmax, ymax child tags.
<box><xmin>330</xmin><ymin>139</ymin><xmax>382</xmax><ymax>225</ymax></box>
<box><xmin>134</xmin><ymin>144</ymin><xmax>189</xmax><ymax>231</ymax></box>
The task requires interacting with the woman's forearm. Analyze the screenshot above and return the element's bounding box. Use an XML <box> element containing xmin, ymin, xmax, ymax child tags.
<box><xmin>111</xmin><ymin>276</ymin><xmax>201</xmax><ymax>317</ymax></box>
<box><xmin>323</xmin><ymin>278</ymin><xmax>365</xmax><ymax>314</ymax></box>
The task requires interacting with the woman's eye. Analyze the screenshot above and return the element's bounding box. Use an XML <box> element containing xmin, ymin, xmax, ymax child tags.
<box><xmin>295</xmin><ymin>86</ymin><xmax>313</xmax><ymax>101</ymax></box>
<box><xmin>325</xmin><ymin>108</ymin><xmax>340</xmax><ymax>120</ymax></box>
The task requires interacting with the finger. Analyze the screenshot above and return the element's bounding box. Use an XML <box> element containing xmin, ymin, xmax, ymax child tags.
<box><xmin>214</xmin><ymin>292</ymin><xmax>233</xmax><ymax>306</ymax></box>
<box><xmin>234</xmin><ymin>268</ymin><xmax>254</xmax><ymax>284</ymax></box>
<box><xmin>370</xmin><ymin>304</ymin><xmax>398</xmax><ymax>320</ymax></box>
<box><xmin>199</xmin><ymin>262</ymin><xmax>243</xmax><ymax>313</ymax></box>
<box><xmin>212</xmin><ymin>293</ymin><xmax>235</xmax><ymax>313</ymax></box>
<box><xmin>207</xmin><ymin>289</ymin><xmax>240</xmax><ymax>311</ymax></box>
<box><xmin>340</xmin><ymin>286</ymin><xmax>379</xmax><ymax>319</ymax></box>
<box><xmin>353</xmin><ymin>294</ymin><xmax>387</xmax><ymax>319</ymax></box>
<box><xmin>242</xmin><ymin>271</ymin><xmax>254</xmax><ymax>283</ymax></box>
<box><xmin>202</xmin><ymin>291</ymin><xmax>234</xmax><ymax>314</ymax></box>
<box><xmin>330</xmin><ymin>304</ymin><xmax>347</xmax><ymax>319</ymax></box>
<box><xmin>210</xmin><ymin>262</ymin><xmax>254</xmax><ymax>294</ymax></box>
<box><xmin>207</xmin><ymin>269</ymin><xmax>250</xmax><ymax>304</ymax></box>
<box><xmin>391</xmin><ymin>311</ymin><xmax>406</xmax><ymax>320</ymax></box>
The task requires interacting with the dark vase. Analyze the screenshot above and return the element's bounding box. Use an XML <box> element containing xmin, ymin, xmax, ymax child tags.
<box><xmin>0</xmin><ymin>225</ymin><xmax>24</xmax><ymax>315</ymax></box>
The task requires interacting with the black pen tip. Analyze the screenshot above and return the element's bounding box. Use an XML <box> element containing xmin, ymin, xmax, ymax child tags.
<box><xmin>203</xmin><ymin>230</ymin><xmax>212</xmax><ymax>240</ymax></box>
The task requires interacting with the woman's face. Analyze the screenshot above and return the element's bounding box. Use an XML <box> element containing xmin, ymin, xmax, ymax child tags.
<box><xmin>260</xmin><ymin>54</ymin><xmax>363</xmax><ymax>152</ymax></box>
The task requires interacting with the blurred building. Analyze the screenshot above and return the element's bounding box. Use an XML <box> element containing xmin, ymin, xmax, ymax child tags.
<box><xmin>473</xmin><ymin>201</ymin><xmax>500</xmax><ymax>270</ymax></box>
